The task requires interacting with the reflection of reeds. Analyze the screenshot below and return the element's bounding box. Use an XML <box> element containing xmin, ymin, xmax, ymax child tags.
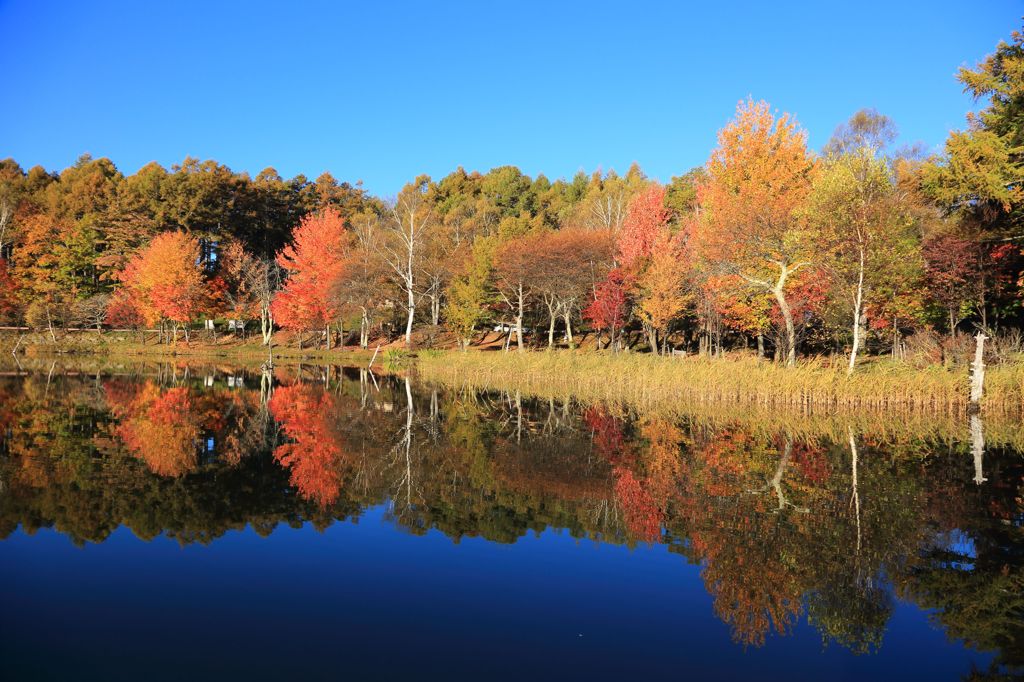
<box><xmin>418</xmin><ymin>352</ymin><xmax>1024</xmax><ymax>446</ymax></box>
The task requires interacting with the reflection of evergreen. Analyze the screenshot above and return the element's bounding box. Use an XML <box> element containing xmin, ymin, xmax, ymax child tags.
<box><xmin>894</xmin><ymin>448</ymin><xmax>1024</xmax><ymax>676</ymax></box>
<box><xmin>1</xmin><ymin>367</ymin><xmax>1024</xmax><ymax>672</ymax></box>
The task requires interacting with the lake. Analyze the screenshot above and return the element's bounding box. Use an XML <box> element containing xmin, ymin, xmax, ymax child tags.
<box><xmin>0</xmin><ymin>361</ymin><xmax>1020</xmax><ymax>681</ymax></box>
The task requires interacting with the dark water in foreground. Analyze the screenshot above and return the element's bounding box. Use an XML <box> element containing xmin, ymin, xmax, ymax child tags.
<box><xmin>0</xmin><ymin>363</ymin><xmax>1021</xmax><ymax>681</ymax></box>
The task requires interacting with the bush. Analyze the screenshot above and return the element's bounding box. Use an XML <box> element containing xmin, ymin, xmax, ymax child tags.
<box><xmin>382</xmin><ymin>348</ymin><xmax>412</xmax><ymax>370</ymax></box>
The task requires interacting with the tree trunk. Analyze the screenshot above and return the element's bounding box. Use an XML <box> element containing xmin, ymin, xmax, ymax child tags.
<box><xmin>971</xmin><ymin>414</ymin><xmax>987</xmax><ymax>485</ymax></box>
<box><xmin>970</xmin><ymin>332</ymin><xmax>988</xmax><ymax>406</ymax></box>
<box><xmin>757</xmin><ymin>333</ymin><xmax>765</xmax><ymax>359</ymax></box>
<box><xmin>261</xmin><ymin>305</ymin><xmax>273</xmax><ymax>346</ymax></box>
<box><xmin>772</xmin><ymin>268</ymin><xmax>797</xmax><ymax>368</ymax></box>
<box><xmin>326</xmin><ymin>324</ymin><xmax>332</xmax><ymax>350</ymax></box>
<box><xmin>404</xmin><ymin>247</ymin><xmax>416</xmax><ymax>346</ymax></box>
<box><xmin>404</xmin><ymin>296</ymin><xmax>415</xmax><ymax>348</ymax></box>
<box><xmin>430</xmin><ymin>292</ymin><xmax>440</xmax><ymax>326</ymax></box>
<box><xmin>515</xmin><ymin>285</ymin><xmax>525</xmax><ymax>353</ymax></box>
<box><xmin>643</xmin><ymin>321</ymin><xmax>658</xmax><ymax>355</ymax></box>
<box><xmin>847</xmin><ymin>247</ymin><xmax>865</xmax><ymax>376</ymax></box>
<box><xmin>849</xmin><ymin>428</ymin><xmax>861</xmax><ymax>555</ymax></box>
<box><xmin>563</xmin><ymin>311</ymin><xmax>574</xmax><ymax>348</ymax></box>
<box><xmin>46</xmin><ymin>306</ymin><xmax>56</xmax><ymax>344</ymax></box>
<box><xmin>547</xmin><ymin>303</ymin><xmax>556</xmax><ymax>349</ymax></box>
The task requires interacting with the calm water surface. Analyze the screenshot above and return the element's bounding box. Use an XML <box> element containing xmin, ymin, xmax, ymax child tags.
<box><xmin>0</xmin><ymin>362</ymin><xmax>1021</xmax><ymax>681</ymax></box>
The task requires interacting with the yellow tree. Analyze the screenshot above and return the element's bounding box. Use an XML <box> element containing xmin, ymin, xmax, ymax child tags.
<box><xmin>810</xmin><ymin>145</ymin><xmax>914</xmax><ymax>374</ymax></box>
<box><xmin>635</xmin><ymin>233</ymin><xmax>691</xmax><ymax>354</ymax></box>
<box><xmin>696</xmin><ymin>99</ymin><xmax>818</xmax><ymax>366</ymax></box>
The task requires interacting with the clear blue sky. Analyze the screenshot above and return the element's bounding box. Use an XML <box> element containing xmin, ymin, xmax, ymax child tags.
<box><xmin>0</xmin><ymin>0</ymin><xmax>1019</xmax><ymax>196</ymax></box>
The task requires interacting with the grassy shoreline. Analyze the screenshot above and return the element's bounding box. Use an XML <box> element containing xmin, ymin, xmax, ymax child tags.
<box><xmin>0</xmin><ymin>331</ymin><xmax>382</xmax><ymax>367</ymax></box>
<box><xmin>416</xmin><ymin>349</ymin><xmax>1024</xmax><ymax>417</ymax></box>
<box><xmin>5</xmin><ymin>331</ymin><xmax>1024</xmax><ymax>417</ymax></box>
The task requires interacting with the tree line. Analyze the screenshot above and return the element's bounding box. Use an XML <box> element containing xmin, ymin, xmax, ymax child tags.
<box><xmin>1</xmin><ymin>28</ymin><xmax>1022</xmax><ymax>370</ymax></box>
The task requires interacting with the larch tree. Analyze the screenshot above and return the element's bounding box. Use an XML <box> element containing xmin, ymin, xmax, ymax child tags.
<box><xmin>696</xmin><ymin>99</ymin><xmax>818</xmax><ymax>367</ymax></box>
<box><xmin>272</xmin><ymin>206</ymin><xmax>349</xmax><ymax>349</ymax></box>
<box><xmin>445</xmin><ymin>236</ymin><xmax>496</xmax><ymax>350</ymax></box>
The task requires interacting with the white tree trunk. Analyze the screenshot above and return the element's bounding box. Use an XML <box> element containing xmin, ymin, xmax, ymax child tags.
<box><xmin>970</xmin><ymin>414</ymin><xmax>987</xmax><ymax>485</ymax></box>
<box><xmin>849</xmin><ymin>428</ymin><xmax>861</xmax><ymax>555</ymax></box>
<box><xmin>970</xmin><ymin>332</ymin><xmax>988</xmax><ymax>405</ymax></box>
<box><xmin>546</xmin><ymin>297</ymin><xmax>557</xmax><ymax>349</ymax></box>
<box><xmin>847</xmin><ymin>247</ymin><xmax>865</xmax><ymax>376</ymax></box>
<box><xmin>404</xmin><ymin>284</ymin><xmax>415</xmax><ymax>347</ymax></box>
<box><xmin>515</xmin><ymin>284</ymin><xmax>525</xmax><ymax>353</ymax></box>
<box><xmin>772</xmin><ymin>267</ymin><xmax>797</xmax><ymax>368</ymax></box>
<box><xmin>261</xmin><ymin>305</ymin><xmax>273</xmax><ymax>346</ymax></box>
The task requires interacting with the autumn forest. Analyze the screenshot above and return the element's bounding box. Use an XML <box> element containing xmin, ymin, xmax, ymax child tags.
<box><xmin>1</xmin><ymin>31</ymin><xmax>1023</xmax><ymax>380</ymax></box>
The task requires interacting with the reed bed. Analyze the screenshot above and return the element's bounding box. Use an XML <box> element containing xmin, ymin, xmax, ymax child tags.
<box><xmin>416</xmin><ymin>350</ymin><xmax>1024</xmax><ymax>419</ymax></box>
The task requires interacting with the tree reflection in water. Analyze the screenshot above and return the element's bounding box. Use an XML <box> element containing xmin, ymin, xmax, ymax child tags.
<box><xmin>0</xmin><ymin>364</ymin><xmax>1021</xmax><ymax>675</ymax></box>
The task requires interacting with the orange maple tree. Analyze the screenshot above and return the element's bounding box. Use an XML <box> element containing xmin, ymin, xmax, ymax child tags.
<box><xmin>117</xmin><ymin>231</ymin><xmax>208</xmax><ymax>342</ymax></box>
<box><xmin>271</xmin><ymin>207</ymin><xmax>350</xmax><ymax>346</ymax></box>
<box><xmin>618</xmin><ymin>184</ymin><xmax>669</xmax><ymax>268</ymax></box>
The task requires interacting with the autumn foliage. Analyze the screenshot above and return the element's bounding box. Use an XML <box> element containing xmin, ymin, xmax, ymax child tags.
<box><xmin>271</xmin><ymin>207</ymin><xmax>350</xmax><ymax>335</ymax></box>
<box><xmin>268</xmin><ymin>383</ymin><xmax>348</xmax><ymax>507</ymax></box>
<box><xmin>117</xmin><ymin>231</ymin><xmax>207</xmax><ymax>333</ymax></box>
<box><xmin>2</xmin><ymin>24</ymin><xmax>1024</xmax><ymax>363</ymax></box>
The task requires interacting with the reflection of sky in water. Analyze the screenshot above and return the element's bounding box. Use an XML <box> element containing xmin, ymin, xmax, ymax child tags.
<box><xmin>0</xmin><ymin>512</ymin><xmax>998</xmax><ymax>682</ymax></box>
<box><xmin>947</xmin><ymin>529</ymin><xmax>978</xmax><ymax>569</ymax></box>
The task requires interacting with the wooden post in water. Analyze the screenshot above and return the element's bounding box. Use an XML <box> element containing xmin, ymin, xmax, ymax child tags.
<box><xmin>969</xmin><ymin>332</ymin><xmax>988</xmax><ymax>409</ymax></box>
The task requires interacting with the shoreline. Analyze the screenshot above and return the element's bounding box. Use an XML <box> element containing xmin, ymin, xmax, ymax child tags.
<box><xmin>4</xmin><ymin>332</ymin><xmax>1023</xmax><ymax>417</ymax></box>
<box><xmin>415</xmin><ymin>349</ymin><xmax>1024</xmax><ymax>418</ymax></box>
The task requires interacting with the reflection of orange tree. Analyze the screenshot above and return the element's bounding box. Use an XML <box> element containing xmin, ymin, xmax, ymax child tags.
<box><xmin>109</xmin><ymin>383</ymin><xmax>201</xmax><ymax>477</ymax></box>
<box><xmin>584</xmin><ymin>407</ymin><xmax>666</xmax><ymax>543</ymax></box>
<box><xmin>678</xmin><ymin>429</ymin><xmax>825</xmax><ymax>647</ymax></box>
<box><xmin>195</xmin><ymin>388</ymin><xmax>265</xmax><ymax>466</ymax></box>
<box><xmin>268</xmin><ymin>383</ymin><xmax>348</xmax><ymax>507</ymax></box>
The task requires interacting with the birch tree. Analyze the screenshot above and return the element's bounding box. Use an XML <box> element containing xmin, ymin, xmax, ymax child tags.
<box><xmin>811</xmin><ymin>147</ymin><xmax>911</xmax><ymax>373</ymax></box>
<box><xmin>379</xmin><ymin>177</ymin><xmax>433</xmax><ymax>347</ymax></box>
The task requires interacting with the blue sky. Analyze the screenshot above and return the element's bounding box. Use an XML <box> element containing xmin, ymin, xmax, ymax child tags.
<box><xmin>0</xmin><ymin>0</ymin><xmax>1019</xmax><ymax>196</ymax></box>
